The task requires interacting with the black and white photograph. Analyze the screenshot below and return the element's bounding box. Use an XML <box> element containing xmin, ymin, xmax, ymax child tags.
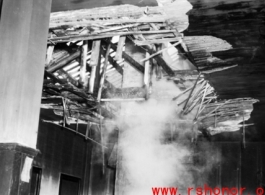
<box><xmin>0</xmin><ymin>0</ymin><xmax>265</xmax><ymax>194</ymax></box>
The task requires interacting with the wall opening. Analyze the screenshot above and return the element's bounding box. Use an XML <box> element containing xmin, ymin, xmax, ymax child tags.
<box><xmin>59</xmin><ymin>174</ymin><xmax>80</xmax><ymax>195</ymax></box>
<box><xmin>30</xmin><ymin>167</ymin><xmax>42</xmax><ymax>195</ymax></box>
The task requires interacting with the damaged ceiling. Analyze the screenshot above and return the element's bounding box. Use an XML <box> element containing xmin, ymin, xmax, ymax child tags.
<box><xmin>185</xmin><ymin>0</ymin><xmax>265</xmax><ymax>141</ymax></box>
<box><xmin>39</xmin><ymin>0</ymin><xmax>265</xmax><ymax>144</ymax></box>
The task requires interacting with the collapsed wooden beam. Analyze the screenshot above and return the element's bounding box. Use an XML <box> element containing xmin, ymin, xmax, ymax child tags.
<box><xmin>44</xmin><ymin>70</ymin><xmax>67</xmax><ymax>84</ymax></box>
<box><xmin>57</xmin><ymin>69</ymin><xmax>79</xmax><ymax>87</ymax></box>
<box><xmin>122</xmin><ymin>52</ymin><xmax>144</xmax><ymax>73</ymax></box>
<box><xmin>140</xmin><ymin>40</ymin><xmax>182</xmax><ymax>62</ymax></box>
<box><xmin>108</xmin><ymin>40</ymin><xmax>144</xmax><ymax>73</ymax></box>
<box><xmin>148</xmin><ymin>48</ymin><xmax>175</xmax><ymax>76</ymax></box>
<box><xmin>135</xmin><ymin>33</ymin><xmax>175</xmax><ymax>76</ymax></box>
<box><xmin>47</xmin><ymin>50</ymin><xmax>81</xmax><ymax>73</ymax></box>
<box><xmin>101</xmin><ymin>47</ymin><xmax>123</xmax><ymax>75</ymax></box>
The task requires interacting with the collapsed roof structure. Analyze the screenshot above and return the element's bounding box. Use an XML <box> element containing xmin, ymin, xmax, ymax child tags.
<box><xmin>42</xmin><ymin>0</ymin><xmax>257</xmax><ymax>140</ymax></box>
<box><xmin>38</xmin><ymin>0</ymin><xmax>261</xmax><ymax>193</ymax></box>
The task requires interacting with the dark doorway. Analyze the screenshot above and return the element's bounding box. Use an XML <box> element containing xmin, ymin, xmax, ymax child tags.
<box><xmin>59</xmin><ymin>174</ymin><xmax>80</xmax><ymax>195</ymax></box>
<box><xmin>30</xmin><ymin>167</ymin><xmax>42</xmax><ymax>195</ymax></box>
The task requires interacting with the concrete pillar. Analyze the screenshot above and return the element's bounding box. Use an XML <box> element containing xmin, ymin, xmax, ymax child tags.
<box><xmin>0</xmin><ymin>0</ymin><xmax>52</xmax><ymax>194</ymax></box>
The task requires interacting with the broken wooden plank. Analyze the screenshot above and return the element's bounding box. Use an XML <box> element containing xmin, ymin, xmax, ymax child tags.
<box><xmin>47</xmin><ymin>50</ymin><xmax>81</xmax><ymax>73</ymax></box>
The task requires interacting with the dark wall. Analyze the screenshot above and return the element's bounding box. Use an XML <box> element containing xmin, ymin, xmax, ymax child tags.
<box><xmin>34</xmin><ymin>121</ymin><xmax>92</xmax><ymax>195</ymax></box>
<box><xmin>34</xmin><ymin>109</ymin><xmax>118</xmax><ymax>195</ymax></box>
<box><xmin>34</xmin><ymin>113</ymin><xmax>265</xmax><ymax>195</ymax></box>
<box><xmin>205</xmin><ymin>142</ymin><xmax>265</xmax><ymax>194</ymax></box>
<box><xmin>186</xmin><ymin>0</ymin><xmax>265</xmax><ymax>142</ymax></box>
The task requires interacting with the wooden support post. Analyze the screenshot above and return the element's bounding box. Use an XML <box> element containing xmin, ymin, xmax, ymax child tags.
<box><xmin>79</xmin><ymin>40</ymin><xmax>88</xmax><ymax>88</ymax></box>
<box><xmin>115</xmin><ymin>36</ymin><xmax>126</xmax><ymax>61</ymax></box>
<box><xmin>89</xmin><ymin>40</ymin><xmax>101</xmax><ymax>94</ymax></box>
<box><xmin>154</xmin><ymin>44</ymin><xmax>162</xmax><ymax>80</ymax></box>
<box><xmin>144</xmin><ymin>52</ymin><xmax>150</xmax><ymax>87</ymax></box>
<box><xmin>97</xmin><ymin>43</ymin><xmax>111</xmax><ymax>102</ymax></box>
<box><xmin>144</xmin><ymin>51</ymin><xmax>151</xmax><ymax>99</ymax></box>
<box><xmin>98</xmin><ymin>43</ymin><xmax>111</xmax><ymax>176</ymax></box>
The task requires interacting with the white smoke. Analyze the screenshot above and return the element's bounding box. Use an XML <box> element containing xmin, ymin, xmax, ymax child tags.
<box><xmin>114</xmin><ymin>82</ymin><xmax>193</xmax><ymax>194</ymax></box>
<box><xmin>106</xmin><ymin>79</ymin><xmax>221</xmax><ymax>195</ymax></box>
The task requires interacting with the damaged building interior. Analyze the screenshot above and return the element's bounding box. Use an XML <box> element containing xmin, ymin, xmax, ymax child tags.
<box><xmin>0</xmin><ymin>0</ymin><xmax>265</xmax><ymax>194</ymax></box>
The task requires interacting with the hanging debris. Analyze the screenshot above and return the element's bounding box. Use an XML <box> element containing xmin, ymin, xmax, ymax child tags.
<box><xmin>42</xmin><ymin>1</ymin><xmax>258</xmax><ymax>142</ymax></box>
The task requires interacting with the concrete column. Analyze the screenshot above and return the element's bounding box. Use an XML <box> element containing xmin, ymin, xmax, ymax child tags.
<box><xmin>0</xmin><ymin>0</ymin><xmax>52</xmax><ymax>194</ymax></box>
